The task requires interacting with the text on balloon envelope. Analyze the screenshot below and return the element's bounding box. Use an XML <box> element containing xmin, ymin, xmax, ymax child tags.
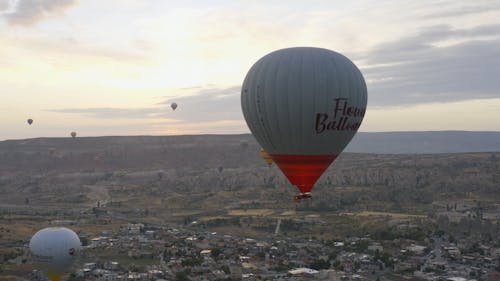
<box><xmin>315</xmin><ymin>98</ymin><xmax>365</xmax><ymax>134</ymax></box>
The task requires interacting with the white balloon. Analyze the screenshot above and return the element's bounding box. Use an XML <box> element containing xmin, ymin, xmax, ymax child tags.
<box><xmin>29</xmin><ymin>227</ymin><xmax>81</xmax><ymax>280</ymax></box>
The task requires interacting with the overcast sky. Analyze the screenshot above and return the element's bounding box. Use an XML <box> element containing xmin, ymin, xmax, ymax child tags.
<box><xmin>1</xmin><ymin>0</ymin><xmax>500</xmax><ymax>140</ymax></box>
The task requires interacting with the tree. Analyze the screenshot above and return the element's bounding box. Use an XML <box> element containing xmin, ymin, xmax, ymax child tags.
<box><xmin>333</xmin><ymin>260</ymin><xmax>343</xmax><ymax>271</ymax></box>
<box><xmin>221</xmin><ymin>265</ymin><xmax>230</xmax><ymax>274</ymax></box>
<box><xmin>176</xmin><ymin>271</ymin><xmax>190</xmax><ymax>281</ymax></box>
<box><xmin>67</xmin><ymin>273</ymin><xmax>85</xmax><ymax>281</ymax></box>
<box><xmin>310</xmin><ymin>259</ymin><xmax>330</xmax><ymax>270</ymax></box>
<box><xmin>211</xmin><ymin>248</ymin><xmax>221</xmax><ymax>259</ymax></box>
<box><xmin>181</xmin><ymin>258</ymin><xmax>202</xmax><ymax>267</ymax></box>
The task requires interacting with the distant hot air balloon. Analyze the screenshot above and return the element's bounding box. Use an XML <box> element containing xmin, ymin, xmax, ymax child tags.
<box><xmin>260</xmin><ymin>148</ymin><xmax>273</xmax><ymax>167</ymax></box>
<box><xmin>240</xmin><ymin>140</ymin><xmax>249</xmax><ymax>149</ymax></box>
<box><xmin>171</xmin><ymin>102</ymin><xmax>178</xmax><ymax>111</ymax></box>
<box><xmin>242</xmin><ymin>47</ymin><xmax>367</xmax><ymax>200</ymax></box>
<box><xmin>27</xmin><ymin>118</ymin><xmax>33</xmax><ymax>125</ymax></box>
<box><xmin>70</xmin><ymin>132</ymin><xmax>77</xmax><ymax>138</ymax></box>
<box><xmin>29</xmin><ymin>227</ymin><xmax>81</xmax><ymax>281</ymax></box>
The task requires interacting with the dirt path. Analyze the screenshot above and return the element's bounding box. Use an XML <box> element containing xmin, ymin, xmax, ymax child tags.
<box><xmin>85</xmin><ymin>184</ymin><xmax>111</xmax><ymax>207</ymax></box>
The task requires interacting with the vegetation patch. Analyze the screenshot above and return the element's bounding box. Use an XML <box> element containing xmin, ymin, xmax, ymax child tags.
<box><xmin>341</xmin><ymin>211</ymin><xmax>427</xmax><ymax>219</ymax></box>
<box><xmin>228</xmin><ymin>209</ymin><xmax>274</xmax><ymax>216</ymax></box>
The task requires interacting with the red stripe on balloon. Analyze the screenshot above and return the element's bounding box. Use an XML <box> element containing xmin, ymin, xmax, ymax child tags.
<box><xmin>270</xmin><ymin>154</ymin><xmax>337</xmax><ymax>193</ymax></box>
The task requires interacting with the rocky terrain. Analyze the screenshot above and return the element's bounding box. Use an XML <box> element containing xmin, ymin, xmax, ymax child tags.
<box><xmin>0</xmin><ymin>134</ymin><xmax>498</xmax><ymax>223</ymax></box>
<box><xmin>0</xmin><ymin>133</ymin><xmax>499</xmax><ymax>280</ymax></box>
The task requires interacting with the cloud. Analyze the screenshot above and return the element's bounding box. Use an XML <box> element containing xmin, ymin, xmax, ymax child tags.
<box><xmin>47</xmin><ymin>107</ymin><xmax>168</xmax><ymax>119</ymax></box>
<box><xmin>0</xmin><ymin>0</ymin><xmax>11</xmax><ymax>11</ymax></box>
<box><xmin>46</xmin><ymin>85</ymin><xmax>244</xmax><ymax>123</ymax></box>
<box><xmin>0</xmin><ymin>33</ymin><xmax>150</xmax><ymax>73</ymax></box>
<box><xmin>2</xmin><ymin>0</ymin><xmax>78</xmax><ymax>26</ymax></box>
<box><xmin>360</xmin><ymin>24</ymin><xmax>500</xmax><ymax>106</ymax></box>
<box><xmin>158</xmin><ymin>85</ymin><xmax>244</xmax><ymax>123</ymax></box>
<box><xmin>418</xmin><ymin>1</ymin><xmax>500</xmax><ymax>18</ymax></box>
<box><xmin>45</xmin><ymin>37</ymin><xmax>149</xmax><ymax>63</ymax></box>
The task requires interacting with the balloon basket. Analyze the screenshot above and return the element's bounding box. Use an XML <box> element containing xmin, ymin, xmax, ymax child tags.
<box><xmin>294</xmin><ymin>192</ymin><xmax>312</xmax><ymax>202</ymax></box>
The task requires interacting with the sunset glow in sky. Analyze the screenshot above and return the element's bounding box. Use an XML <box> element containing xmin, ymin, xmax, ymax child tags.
<box><xmin>1</xmin><ymin>0</ymin><xmax>500</xmax><ymax>140</ymax></box>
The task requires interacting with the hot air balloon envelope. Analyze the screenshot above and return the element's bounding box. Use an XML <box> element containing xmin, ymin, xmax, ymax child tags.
<box><xmin>241</xmin><ymin>47</ymin><xmax>367</xmax><ymax>195</ymax></box>
<box><xmin>171</xmin><ymin>103</ymin><xmax>178</xmax><ymax>111</ymax></box>
<box><xmin>29</xmin><ymin>227</ymin><xmax>81</xmax><ymax>281</ymax></box>
<box><xmin>27</xmin><ymin>119</ymin><xmax>33</xmax><ymax>125</ymax></box>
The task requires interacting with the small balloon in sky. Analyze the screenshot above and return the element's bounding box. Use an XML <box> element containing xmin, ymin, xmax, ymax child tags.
<box><xmin>240</xmin><ymin>140</ymin><xmax>249</xmax><ymax>149</ymax></box>
<box><xmin>70</xmin><ymin>132</ymin><xmax>77</xmax><ymax>138</ymax></box>
<box><xmin>171</xmin><ymin>102</ymin><xmax>178</xmax><ymax>111</ymax></box>
<box><xmin>27</xmin><ymin>118</ymin><xmax>33</xmax><ymax>125</ymax></box>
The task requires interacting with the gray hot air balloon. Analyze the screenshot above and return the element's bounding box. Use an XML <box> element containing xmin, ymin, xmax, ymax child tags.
<box><xmin>29</xmin><ymin>227</ymin><xmax>81</xmax><ymax>281</ymax></box>
<box><xmin>241</xmin><ymin>47</ymin><xmax>367</xmax><ymax>200</ymax></box>
<box><xmin>27</xmin><ymin>118</ymin><xmax>33</xmax><ymax>125</ymax></box>
<box><xmin>171</xmin><ymin>102</ymin><xmax>178</xmax><ymax>111</ymax></box>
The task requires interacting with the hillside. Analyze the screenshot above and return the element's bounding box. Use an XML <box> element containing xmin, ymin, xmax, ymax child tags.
<box><xmin>0</xmin><ymin>133</ymin><xmax>498</xmax><ymax>221</ymax></box>
<box><xmin>346</xmin><ymin>131</ymin><xmax>500</xmax><ymax>153</ymax></box>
